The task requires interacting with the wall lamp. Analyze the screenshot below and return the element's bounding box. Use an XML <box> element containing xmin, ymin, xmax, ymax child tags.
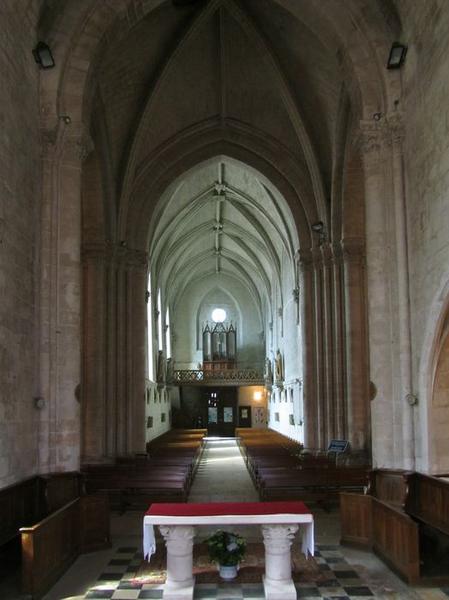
<box><xmin>33</xmin><ymin>42</ymin><xmax>55</xmax><ymax>69</ymax></box>
<box><xmin>311</xmin><ymin>221</ymin><xmax>326</xmax><ymax>245</ymax></box>
<box><xmin>172</xmin><ymin>0</ymin><xmax>202</xmax><ymax>6</ymax></box>
<box><xmin>387</xmin><ymin>42</ymin><xmax>407</xmax><ymax>69</ymax></box>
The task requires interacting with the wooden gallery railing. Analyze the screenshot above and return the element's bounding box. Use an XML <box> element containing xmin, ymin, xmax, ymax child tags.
<box><xmin>172</xmin><ymin>368</ymin><xmax>264</xmax><ymax>385</ymax></box>
<box><xmin>340</xmin><ymin>469</ymin><xmax>449</xmax><ymax>584</ymax></box>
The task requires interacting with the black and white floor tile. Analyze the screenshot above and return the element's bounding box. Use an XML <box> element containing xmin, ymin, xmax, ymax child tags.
<box><xmin>82</xmin><ymin>544</ymin><xmax>379</xmax><ymax>600</ymax></box>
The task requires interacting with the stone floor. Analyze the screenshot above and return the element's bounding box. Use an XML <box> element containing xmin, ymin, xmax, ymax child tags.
<box><xmin>1</xmin><ymin>438</ymin><xmax>449</xmax><ymax>599</ymax></box>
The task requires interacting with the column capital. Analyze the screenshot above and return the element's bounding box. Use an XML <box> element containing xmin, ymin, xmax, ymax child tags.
<box><xmin>116</xmin><ymin>245</ymin><xmax>149</xmax><ymax>269</ymax></box>
<box><xmin>82</xmin><ymin>242</ymin><xmax>149</xmax><ymax>269</ymax></box>
<box><xmin>386</xmin><ymin>112</ymin><xmax>405</xmax><ymax>146</ymax></box>
<box><xmin>41</xmin><ymin>121</ymin><xmax>94</xmax><ymax>165</ymax></box>
<box><xmin>355</xmin><ymin>120</ymin><xmax>389</xmax><ymax>156</ymax></box>
<box><xmin>159</xmin><ymin>525</ymin><xmax>195</xmax><ymax>555</ymax></box>
<box><xmin>356</xmin><ymin>112</ymin><xmax>405</xmax><ymax>158</ymax></box>
<box><xmin>296</xmin><ymin>248</ymin><xmax>313</xmax><ymax>270</ymax></box>
<box><xmin>341</xmin><ymin>237</ymin><xmax>365</xmax><ymax>264</ymax></box>
<box><xmin>331</xmin><ymin>242</ymin><xmax>343</xmax><ymax>264</ymax></box>
<box><xmin>261</xmin><ymin>524</ymin><xmax>299</xmax><ymax>552</ymax></box>
<box><xmin>320</xmin><ymin>242</ymin><xmax>333</xmax><ymax>267</ymax></box>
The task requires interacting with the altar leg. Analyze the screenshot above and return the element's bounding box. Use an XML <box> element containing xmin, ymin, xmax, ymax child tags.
<box><xmin>261</xmin><ymin>524</ymin><xmax>299</xmax><ymax>600</ymax></box>
<box><xmin>159</xmin><ymin>525</ymin><xmax>195</xmax><ymax>600</ymax></box>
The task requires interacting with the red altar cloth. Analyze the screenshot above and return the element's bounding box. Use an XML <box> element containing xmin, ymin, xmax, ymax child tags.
<box><xmin>146</xmin><ymin>501</ymin><xmax>310</xmax><ymax>517</ymax></box>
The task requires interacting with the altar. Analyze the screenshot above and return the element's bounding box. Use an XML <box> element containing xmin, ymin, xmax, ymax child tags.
<box><xmin>143</xmin><ymin>501</ymin><xmax>314</xmax><ymax>600</ymax></box>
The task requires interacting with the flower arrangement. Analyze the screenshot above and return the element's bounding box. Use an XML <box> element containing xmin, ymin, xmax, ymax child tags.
<box><xmin>207</xmin><ymin>530</ymin><xmax>246</xmax><ymax>567</ymax></box>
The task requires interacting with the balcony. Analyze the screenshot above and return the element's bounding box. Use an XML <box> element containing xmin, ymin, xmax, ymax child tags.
<box><xmin>171</xmin><ymin>368</ymin><xmax>264</xmax><ymax>386</ymax></box>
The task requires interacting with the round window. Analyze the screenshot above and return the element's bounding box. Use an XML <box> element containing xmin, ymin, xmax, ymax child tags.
<box><xmin>211</xmin><ymin>308</ymin><xmax>226</xmax><ymax>323</ymax></box>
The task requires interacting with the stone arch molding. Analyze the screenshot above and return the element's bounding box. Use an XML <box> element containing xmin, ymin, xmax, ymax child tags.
<box><xmin>418</xmin><ymin>275</ymin><xmax>449</xmax><ymax>473</ymax></box>
<box><xmin>39</xmin><ymin>0</ymin><xmax>397</xmax><ymax>146</ymax></box>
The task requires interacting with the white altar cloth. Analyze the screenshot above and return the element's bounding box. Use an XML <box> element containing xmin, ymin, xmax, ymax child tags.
<box><xmin>143</xmin><ymin>507</ymin><xmax>314</xmax><ymax>560</ymax></box>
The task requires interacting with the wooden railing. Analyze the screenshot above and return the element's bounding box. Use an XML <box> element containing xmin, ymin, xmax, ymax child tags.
<box><xmin>172</xmin><ymin>368</ymin><xmax>264</xmax><ymax>385</ymax></box>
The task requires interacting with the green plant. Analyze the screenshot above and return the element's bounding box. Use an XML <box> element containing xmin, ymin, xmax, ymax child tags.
<box><xmin>207</xmin><ymin>530</ymin><xmax>246</xmax><ymax>566</ymax></box>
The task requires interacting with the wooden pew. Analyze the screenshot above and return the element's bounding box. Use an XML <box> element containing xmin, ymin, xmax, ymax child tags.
<box><xmin>84</xmin><ymin>429</ymin><xmax>207</xmax><ymax>510</ymax></box>
<box><xmin>341</xmin><ymin>469</ymin><xmax>449</xmax><ymax>584</ymax></box>
<box><xmin>0</xmin><ymin>472</ymin><xmax>83</xmax><ymax>550</ymax></box>
<box><xmin>20</xmin><ymin>494</ymin><xmax>109</xmax><ymax>599</ymax></box>
<box><xmin>0</xmin><ymin>472</ymin><xmax>110</xmax><ymax>599</ymax></box>
<box><xmin>406</xmin><ymin>472</ymin><xmax>449</xmax><ymax>536</ymax></box>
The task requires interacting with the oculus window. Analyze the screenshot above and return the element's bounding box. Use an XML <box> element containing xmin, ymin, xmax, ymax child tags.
<box><xmin>211</xmin><ymin>308</ymin><xmax>226</xmax><ymax>323</ymax></box>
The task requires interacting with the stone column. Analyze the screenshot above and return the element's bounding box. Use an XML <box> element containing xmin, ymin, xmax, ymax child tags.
<box><xmin>321</xmin><ymin>243</ymin><xmax>335</xmax><ymax>441</ymax></box>
<box><xmin>38</xmin><ymin>124</ymin><xmax>93</xmax><ymax>472</ymax></box>
<box><xmin>342</xmin><ymin>237</ymin><xmax>368</xmax><ymax>450</ymax></box>
<box><xmin>159</xmin><ymin>525</ymin><xmax>195</xmax><ymax>600</ymax></box>
<box><xmin>262</xmin><ymin>524</ymin><xmax>299</xmax><ymax>600</ymax></box>
<box><xmin>312</xmin><ymin>247</ymin><xmax>326</xmax><ymax>446</ymax></box>
<box><xmin>115</xmin><ymin>247</ymin><xmax>148</xmax><ymax>456</ymax></box>
<box><xmin>331</xmin><ymin>243</ymin><xmax>346</xmax><ymax>439</ymax></box>
<box><xmin>297</xmin><ymin>249</ymin><xmax>317</xmax><ymax>448</ymax></box>
<box><xmin>358</xmin><ymin>121</ymin><xmax>398</xmax><ymax>466</ymax></box>
<box><xmin>82</xmin><ymin>243</ymin><xmax>109</xmax><ymax>460</ymax></box>
<box><xmin>388</xmin><ymin>114</ymin><xmax>415</xmax><ymax>469</ymax></box>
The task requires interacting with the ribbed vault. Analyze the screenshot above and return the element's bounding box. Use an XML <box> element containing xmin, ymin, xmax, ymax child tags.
<box><xmin>150</xmin><ymin>156</ymin><xmax>298</xmax><ymax>322</ymax></box>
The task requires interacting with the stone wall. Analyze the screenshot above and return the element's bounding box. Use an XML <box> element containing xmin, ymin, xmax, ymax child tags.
<box><xmin>0</xmin><ymin>1</ymin><xmax>41</xmax><ymax>487</ymax></box>
<box><xmin>399</xmin><ymin>0</ymin><xmax>449</xmax><ymax>471</ymax></box>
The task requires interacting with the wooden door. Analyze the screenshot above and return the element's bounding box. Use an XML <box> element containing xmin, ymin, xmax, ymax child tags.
<box><xmin>207</xmin><ymin>387</ymin><xmax>237</xmax><ymax>436</ymax></box>
<box><xmin>238</xmin><ymin>406</ymin><xmax>252</xmax><ymax>428</ymax></box>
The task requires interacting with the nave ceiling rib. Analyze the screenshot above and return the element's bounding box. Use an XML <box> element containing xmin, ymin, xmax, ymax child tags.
<box><xmin>113</xmin><ymin>0</ymin><xmax>329</xmax><ymax>240</ymax></box>
<box><xmin>148</xmin><ymin>158</ymin><xmax>296</xmax><ymax>322</ymax></box>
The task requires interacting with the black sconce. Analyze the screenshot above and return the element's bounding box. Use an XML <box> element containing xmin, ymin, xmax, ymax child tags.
<box><xmin>387</xmin><ymin>42</ymin><xmax>407</xmax><ymax>69</ymax></box>
<box><xmin>33</xmin><ymin>42</ymin><xmax>55</xmax><ymax>69</ymax></box>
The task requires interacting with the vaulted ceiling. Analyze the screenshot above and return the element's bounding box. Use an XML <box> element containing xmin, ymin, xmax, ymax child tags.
<box><xmin>39</xmin><ymin>0</ymin><xmax>402</xmax><ymax>296</ymax></box>
<box><xmin>149</xmin><ymin>156</ymin><xmax>298</xmax><ymax>315</ymax></box>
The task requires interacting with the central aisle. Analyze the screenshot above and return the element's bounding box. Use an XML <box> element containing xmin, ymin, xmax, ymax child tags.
<box><xmin>187</xmin><ymin>437</ymin><xmax>261</xmax><ymax>542</ymax></box>
<box><xmin>188</xmin><ymin>438</ymin><xmax>259</xmax><ymax>503</ymax></box>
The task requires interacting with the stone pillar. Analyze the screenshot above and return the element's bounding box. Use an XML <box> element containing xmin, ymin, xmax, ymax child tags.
<box><xmin>297</xmin><ymin>249</ymin><xmax>317</xmax><ymax>447</ymax></box>
<box><xmin>321</xmin><ymin>243</ymin><xmax>335</xmax><ymax>441</ymax></box>
<box><xmin>359</xmin><ymin>115</ymin><xmax>417</xmax><ymax>467</ymax></box>
<box><xmin>331</xmin><ymin>243</ymin><xmax>346</xmax><ymax>439</ymax></box>
<box><xmin>82</xmin><ymin>243</ymin><xmax>108</xmax><ymax>459</ymax></box>
<box><xmin>262</xmin><ymin>524</ymin><xmax>299</xmax><ymax>600</ymax></box>
<box><xmin>38</xmin><ymin>124</ymin><xmax>93</xmax><ymax>472</ymax></box>
<box><xmin>342</xmin><ymin>237</ymin><xmax>368</xmax><ymax>450</ymax></box>
<box><xmin>388</xmin><ymin>114</ymin><xmax>415</xmax><ymax>469</ymax></box>
<box><xmin>312</xmin><ymin>247</ymin><xmax>326</xmax><ymax>446</ymax></box>
<box><xmin>81</xmin><ymin>244</ymin><xmax>148</xmax><ymax>461</ymax></box>
<box><xmin>159</xmin><ymin>525</ymin><xmax>195</xmax><ymax>600</ymax></box>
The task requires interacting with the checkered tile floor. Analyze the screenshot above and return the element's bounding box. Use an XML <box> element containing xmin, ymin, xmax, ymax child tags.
<box><xmin>82</xmin><ymin>544</ymin><xmax>382</xmax><ymax>599</ymax></box>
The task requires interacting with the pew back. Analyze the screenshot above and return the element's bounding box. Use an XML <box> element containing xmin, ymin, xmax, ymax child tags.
<box><xmin>407</xmin><ymin>472</ymin><xmax>449</xmax><ymax>536</ymax></box>
<box><xmin>20</xmin><ymin>495</ymin><xmax>110</xmax><ymax>598</ymax></box>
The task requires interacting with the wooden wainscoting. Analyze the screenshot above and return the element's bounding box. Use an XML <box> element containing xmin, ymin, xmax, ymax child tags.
<box><xmin>340</xmin><ymin>492</ymin><xmax>372</xmax><ymax>546</ymax></box>
<box><xmin>21</xmin><ymin>499</ymin><xmax>80</xmax><ymax>598</ymax></box>
<box><xmin>372</xmin><ymin>498</ymin><xmax>420</xmax><ymax>583</ymax></box>
<box><xmin>20</xmin><ymin>495</ymin><xmax>110</xmax><ymax>598</ymax></box>
<box><xmin>407</xmin><ymin>472</ymin><xmax>449</xmax><ymax>536</ymax></box>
